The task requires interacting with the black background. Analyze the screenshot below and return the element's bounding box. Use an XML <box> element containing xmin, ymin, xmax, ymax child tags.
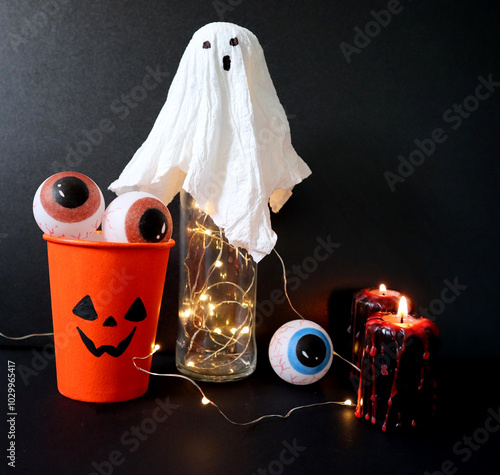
<box><xmin>0</xmin><ymin>2</ymin><xmax>499</xmax><ymax>474</ymax></box>
<box><xmin>1</xmin><ymin>1</ymin><xmax>499</xmax><ymax>357</ymax></box>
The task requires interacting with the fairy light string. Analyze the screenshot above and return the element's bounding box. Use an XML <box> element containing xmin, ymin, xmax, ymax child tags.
<box><xmin>2</xmin><ymin>225</ymin><xmax>360</xmax><ymax>425</ymax></box>
<box><xmin>133</xmin><ymin>345</ymin><xmax>355</xmax><ymax>426</ymax></box>
<box><xmin>177</xmin><ymin>198</ymin><xmax>257</xmax><ymax>377</ymax></box>
<box><xmin>0</xmin><ymin>331</ymin><xmax>54</xmax><ymax>340</ymax></box>
<box><xmin>1</xmin><ymin>327</ymin><xmax>356</xmax><ymax>425</ymax></box>
<box><xmin>133</xmin><ymin>246</ymin><xmax>360</xmax><ymax>426</ymax></box>
<box><xmin>273</xmin><ymin>248</ymin><xmax>360</xmax><ymax>374</ymax></box>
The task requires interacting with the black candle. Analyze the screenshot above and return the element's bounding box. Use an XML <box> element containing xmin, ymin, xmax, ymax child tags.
<box><xmin>350</xmin><ymin>285</ymin><xmax>413</xmax><ymax>368</ymax></box>
<box><xmin>355</xmin><ymin>298</ymin><xmax>439</xmax><ymax>431</ymax></box>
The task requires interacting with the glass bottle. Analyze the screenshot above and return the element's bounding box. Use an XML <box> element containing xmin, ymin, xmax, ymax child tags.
<box><xmin>175</xmin><ymin>191</ymin><xmax>257</xmax><ymax>382</ymax></box>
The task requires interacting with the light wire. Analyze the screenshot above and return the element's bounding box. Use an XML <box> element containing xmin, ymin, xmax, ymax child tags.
<box><xmin>133</xmin><ymin>348</ymin><xmax>355</xmax><ymax>426</ymax></box>
<box><xmin>0</xmin><ymin>331</ymin><xmax>54</xmax><ymax>340</ymax></box>
<box><xmin>273</xmin><ymin>248</ymin><xmax>360</xmax><ymax>373</ymax></box>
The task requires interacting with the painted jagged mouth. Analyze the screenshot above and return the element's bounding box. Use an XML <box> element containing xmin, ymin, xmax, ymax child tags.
<box><xmin>76</xmin><ymin>326</ymin><xmax>137</xmax><ymax>357</ymax></box>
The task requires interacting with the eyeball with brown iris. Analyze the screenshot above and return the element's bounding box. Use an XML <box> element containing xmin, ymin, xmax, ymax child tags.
<box><xmin>269</xmin><ymin>319</ymin><xmax>333</xmax><ymax>385</ymax></box>
<box><xmin>33</xmin><ymin>171</ymin><xmax>105</xmax><ymax>239</ymax></box>
<box><xmin>102</xmin><ymin>191</ymin><xmax>173</xmax><ymax>243</ymax></box>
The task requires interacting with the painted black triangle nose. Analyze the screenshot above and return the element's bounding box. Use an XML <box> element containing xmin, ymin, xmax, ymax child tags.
<box><xmin>103</xmin><ymin>316</ymin><xmax>117</xmax><ymax>327</ymax></box>
<box><xmin>223</xmin><ymin>55</ymin><xmax>231</xmax><ymax>71</ymax></box>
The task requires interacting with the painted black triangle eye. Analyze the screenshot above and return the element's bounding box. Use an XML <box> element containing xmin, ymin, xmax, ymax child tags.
<box><xmin>73</xmin><ymin>295</ymin><xmax>98</xmax><ymax>321</ymax></box>
<box><xmin>230</xmin><ymin>37</ymin><xmax>238</xmax><ymax>46</ymax></box>
<box><xmin>124</xmin><ymin>297</ymin><xmax>147</xmax><ymax>322</ymax></box>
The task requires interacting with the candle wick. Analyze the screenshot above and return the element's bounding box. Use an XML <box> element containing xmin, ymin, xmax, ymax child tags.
<box><xmin>400</xmin><ymin>315</ymin><xmax>403</xmax><ymax>324</ymax></box>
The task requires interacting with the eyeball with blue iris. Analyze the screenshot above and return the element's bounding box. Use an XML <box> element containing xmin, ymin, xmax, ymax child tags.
<box><xmin>268</xmin><ymin>319</ymin><xmax>333</xmax><ymax>385</ymax></box>
<box><xmin>33</xmin><ymin>172</ymin><xmax>105</xmax><ymax>239</ymax></box>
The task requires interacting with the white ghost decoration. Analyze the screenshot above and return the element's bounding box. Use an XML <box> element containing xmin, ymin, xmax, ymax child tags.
<box><xmin>109</xmin><ymin>22</ymin><xmax>311</xmax><ymax>262</ymax></box>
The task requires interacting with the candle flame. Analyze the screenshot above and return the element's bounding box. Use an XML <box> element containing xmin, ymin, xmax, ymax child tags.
<box><xmin>398</xmin><ymin>296</ymin><xmax>408</xmax><ymax>318</ymax></box>
<box><xmin>379</xmin><ymin>284</ymin><xmax>387</xmax><ymax>293</ymax></box>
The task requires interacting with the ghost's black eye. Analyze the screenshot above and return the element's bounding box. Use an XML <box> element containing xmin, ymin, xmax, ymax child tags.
<box><xmin>124</xmin><ymin>298</ymin><xmax>147</xmax><ymax>322</ymax></box>
<box><xmin>203</xmin><ymin>41</ymin><xmax>211</xmax><ymax>49</ymax></box>
<box><xmin>73</xmin><ymin>295</ymin><xmax>98</xmax><ymax>321</ymax></box>
<box><xmin>230</xmin><ymin>37</ymin><xmax>239</xmax><ymax>46</ymax></box>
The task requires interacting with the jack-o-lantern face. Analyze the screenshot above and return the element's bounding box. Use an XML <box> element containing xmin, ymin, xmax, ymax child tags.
<box><xmin>72</xmin><ymin>295</ymin><xmax>147</xmax><ymax>357</ymax></box>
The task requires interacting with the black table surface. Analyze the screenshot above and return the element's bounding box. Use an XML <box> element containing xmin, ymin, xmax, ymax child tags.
<box><xmin>1</xmin><ymin>347</ymin><xmax>498</xmax><ymax>475</ymax></box>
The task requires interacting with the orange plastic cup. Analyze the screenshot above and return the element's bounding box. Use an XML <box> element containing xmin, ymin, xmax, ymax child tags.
<box><xmin>43</xmin><ymin>232</ymin><xmax>174</xmax><ymax>403</ymax></box>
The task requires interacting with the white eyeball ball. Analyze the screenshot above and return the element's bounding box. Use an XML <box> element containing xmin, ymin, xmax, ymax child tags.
<box><xmin>269</xmin><ymin>319</ymin><xmax>333</xmax><ymax>385</ymax></box>
<box><xmin>33</xmin><ymin>172</ymin><xmax>105</xmax><ymax>239</ymax></box>
<box><xmin>102</xmin><ymin>191</ymin><xmax>173</xmax><ymax>243</ymax></box>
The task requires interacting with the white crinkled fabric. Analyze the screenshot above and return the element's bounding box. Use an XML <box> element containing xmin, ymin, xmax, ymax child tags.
<box><xmin>109</xmin><ymin>22</ymin><xmax>311</xmax><ymax>262</ymax></box>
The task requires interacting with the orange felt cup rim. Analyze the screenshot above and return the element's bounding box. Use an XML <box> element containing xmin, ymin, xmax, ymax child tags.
<box><xmin>43</xmin><ymin>231</ymin><xmax>175</xmax><ymax>250</ymax></box>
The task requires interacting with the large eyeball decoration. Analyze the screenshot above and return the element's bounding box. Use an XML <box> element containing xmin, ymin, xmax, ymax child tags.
<box><xmin>269</xmin><ymin>319</ymin><xmax>333</xmax><ymax>385</ymax></box>
<box><xmin>102</xmin><ymin>191</ymin><xmax>173</xmax><ymax>243</ymax></box>
<box><xmin>33</xmin><ymin>172</ymin><xmax>105</xmax><ymax>239</ymax></box>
